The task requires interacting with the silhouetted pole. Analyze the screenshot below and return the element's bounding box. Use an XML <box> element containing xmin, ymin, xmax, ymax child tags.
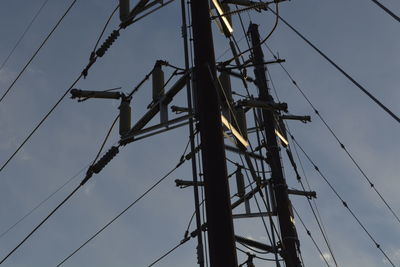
<box><xmin>248</xmin><ymin>23</ymin><xmax>302</xmax><ymax>267</ymax></box>
<box><xmin>190</xmin><ymin>0</ymin><xmax>238</xmax><ymax>266</ymax></box>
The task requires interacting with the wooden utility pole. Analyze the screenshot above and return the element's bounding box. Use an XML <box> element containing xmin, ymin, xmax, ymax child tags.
<box><xmin>190</xmin><ymin>1</ymin><xmax>238</xmax><ymax>267</ymax></box>
<box><xmin>248</xmin><ymin>23</ymin><xmax>302</xmax><ymax>267</ymax></box>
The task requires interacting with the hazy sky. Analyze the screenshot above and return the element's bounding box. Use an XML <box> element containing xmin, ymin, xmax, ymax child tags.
<box><xmin>0</xmin><ymin>0</ymin><xmax>399</xmax><ymax>266</ymax></box>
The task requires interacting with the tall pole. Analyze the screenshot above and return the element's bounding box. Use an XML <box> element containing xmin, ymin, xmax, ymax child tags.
<box><xmin>190</xmin><ymin>1</ymin><xmax>238</xmax><ymax>266</ymax></box>
<box><xmin>180</xmin><ymin>0</ymin><xmax>204</xmax><ymax>265</ymax></box>
<box><xmin>248</xmin><ymin>23</ymin><xmax>302</xmax><ymax>267</ymax></box>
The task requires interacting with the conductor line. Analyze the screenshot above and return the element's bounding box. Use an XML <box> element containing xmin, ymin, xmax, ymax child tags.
<box><xmin>0</xmin><ymin>0</ymin><xmax>78</xmax><ymax>103</ymax></box>
<box><xmin>268</xmin><ymin>8</ymin><xmax>400</xmax><ymax>124</ymax></box>
<box><xmin>371</xmin><ymin>0</ymin><xmax>400</xmax><ymax>23</ymax></box>
<box><xmin>0</xmin><ymin>0</ymin><xmax>51</xmax><ymax>72</ymax></box>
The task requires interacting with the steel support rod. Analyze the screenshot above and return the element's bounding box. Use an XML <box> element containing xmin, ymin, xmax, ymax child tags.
<box><xmin>190</xmin><ymin>0</ymin><xmax>238</xmax><ymax>266</ymax></box>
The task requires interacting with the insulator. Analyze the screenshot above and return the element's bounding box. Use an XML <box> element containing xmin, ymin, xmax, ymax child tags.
<box><xmin>218</xmin><ymin>72</ymin><xmax>233</xmax><ymax>108</ymax></box>
<box><xmin>235</xmin><ymin>106</ymin><xmax>248</xmax><ymax>140</ymax></box>
<box><xmin>235</xmin><ymin>167</ymin><xmax>245</xmax><ymax>198</ymax></box>
<box><xmin>152</xmin><ymin>63</ymin><xmax>165</xmax><ymax>102</ymax></box>
<box><xmin>119</xmin><ymin>0</ymin><xmax>130</xmax><ymax>22</ymax></box>
<box><xmin>92</xmin><ymin>146</ymin><xmax>119</xmax><ymax>174</ymax></box>
<box><xmin>96</xmin><ymin>30</ymin><xmax>120</xmax><ymax>58</ymax></box>
<box><xmin>119</xmin><ymin>99</ymin><xmax>131</xmax><ymax>136</ymax></box>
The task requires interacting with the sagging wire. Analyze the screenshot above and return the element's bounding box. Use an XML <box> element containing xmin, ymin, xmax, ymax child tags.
<box><xmin>292</xmin><ymin>205</ymin><xmax>331</xmax><ymax>267</ymax></box>
<box><xmin>288</xmin><ymin>132</ymin><xmax>396</xmax><ymax>267</ymax></box>
<box><xmin>0</xmin><ymin>0</ymin><xmax>78</xmax><ymax>103</ymax></box>
<box><xmin>57</xmin><ymin>138</ymin><xmax>193</xmax><ymax>266</ymax></box>
<box><xmin>266</xmin><ymin>66</ymin><xmax>339</xmax><ymax>267</ymax></box>
<box><xmin>220</xmin><ymin>0</ymin><xmax>279</xmax><ymax>67</ymax></box>
<box><xmin>264</xmin><ymin>43</ymin><xmax>400</xmax><ymax>226</ymax></box>
<box><xmin>268</xmin><ymin>9</ymin><xmax>400</xmax><ymax>124</ymax></box>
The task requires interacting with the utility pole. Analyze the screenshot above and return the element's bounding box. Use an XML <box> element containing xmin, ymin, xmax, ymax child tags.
<box><xmin>190</xmin><ymin>0</ymin><xmax>238</xmax><ymax>266</ymax></box>
<box><xmin>248</xmin><ymin>23</ymin><xmax>302</xmax><ymax>267</ymax></box>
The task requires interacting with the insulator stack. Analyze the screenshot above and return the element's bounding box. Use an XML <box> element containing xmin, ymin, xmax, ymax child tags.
<box><xmin>222</xmin><ymin>3</ymin><xmax>232</xmax><ymax>25</ymax></box>
<box><xmin>119</xmin><ymin>0</ymin><xmax>130</xmax><ymax>22</ymax></box>
<box><xmin>235</xmin><ymin>167</ymin><xmax>245</xmax><ymax>198</ymax></box>
<box><xmin>278</xmin><ymin>118</ymin><xmax>288</xmax><ymax>146</ymax></box>
<box><xmin>119</xmin><ymin>97</ymin><xmax>131</xmax><ymax>137</ymax></box>
<box><xmin>235</xmin><ymin>106</ymin><xmax>248</xmax><ymax>140</ymax></box>
<box><xmin>218</xmin><ymin>72</ymin><xmax>233</xmax><ymax>109</ymax></box>
<box><xmin>92</xmin><ymin>146</ymin><xmax>119</xmax><ymax>174</ymax></box>
<box><xmin>152</xmin><ymin>62</ymin><xmax>165</xmax><ymax>102</ymax></box>
<box><xmin>96</xmin><ymin>30</ymin><xmax>120</xmax><ymax>58</ymax></box>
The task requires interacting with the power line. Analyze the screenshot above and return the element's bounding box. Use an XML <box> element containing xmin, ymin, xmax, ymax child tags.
<box><xmin>268</xmin><ymin>8</ymin><xmax>400</xmax><ymax>124</ymax></box>
<box><xmin>0</xmin><ymin>142</ymin><xmax>120</xmax><ymax>264</ymax></box>
<box><xmin>0</xmin><ymin>73</ymin><xmax>83</xmax><ymax>173</ymax></box>
<box><xmin>266</xmin><ymin>67</ymin><xmax>339</xmax><ymax>266</ymax></box>
<box><xmin>0</xmin><ymin>165</ymin><xmax>86</xmax><ymax>240</ymax></box>
<box><xmin>0</xmin><ymin>0</ymin><xmax>78</xmax><ymax>103</ymax></box>
<box><xmin>0</xmin><ymin>184</ymin><xmax>81</xmax><ymax>264</ymax></box>
<box><xmin>292</xmin><ymin>206</ymin><xmax>331</xmax><ymax>267</ymax></box>
<box><xmin>0</xmin><ymin>0</ymin><xmax>51</xmax><ymax>72</ymax></box>
<box><xmin>265</xmin><ymin>43</ymin><xmax>400</xmax><ymax>226</ymax></box>
<box><xmin>57</xmin><ymin>143</ymin><xmax>192</xmax><ymax>266</ymax></box>
<box><xmin>371</xmin><ymin>0</ymin><xmax>400</xmax><ymax>23</ymax></box>
<box><xmin>147</xmin><ymin>237</ymin><xmax>191</xmax><ymax>267</ymax></box>
<box><xmin>288</xmin><ymin>132</ymin><xmax>396</xmax><ymax>266</ymax></box>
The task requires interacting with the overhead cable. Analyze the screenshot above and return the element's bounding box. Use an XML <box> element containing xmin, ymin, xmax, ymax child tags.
<box><xmin>0</xmin><ymin>73</ymin><xmax>83</xmax><ymax>173</ymax></box>
<box><xmin>0</xmin><ymin>165</ymin><xmax>86</xmax><ymax>240</ymax></box>
<box><xmin>268</xmin><ymin>8</ymin><xmax>400</xmax><ymax>124</ymax></box>
<box><xmin>289</xmin><ymin>133</ymin><xmax>396</xmax><ymax>267</ymax></box>
<box><xmin>57</xmin><ymin>146</ymin><xmax>191</xmax><ymax>266</ymax></box>
<box><xmin>147</xmin><ymin>237</ymin><xmax>191</xmax><ymax>267</ymax></box>
<box><xmin>220</xmin><ymin>1</ymin><xmax>279</xmax><ymax>66</ymax></box>
<box><xmin>0</xmin><ymin>0</ymin><xmax>78</xmax><ymax>103</ymax></box>
<box><xmin>0</xmin><ymin>145</ymin><xmax>120</xmax><ymax>264</ymax></box>
<box><xmin>371</xmin><ymin>0</ymin><xmax>400</xmax><ymax>23</ymax></box>
<box><xmin>0</xmin><ymin>0</ymin><xmax>51</xmax><ymax>72</ymax></box>
<box><xmin>267</xmin><ymin>67</ymin><xmax>338</xmax><ymax>266</ymax></box>
<box><xmin>292</xmin><ymin>206</ymin><xmax>331</xmax><ymax>267</ymax></box>
<box><xmin>265</xmin><ymin>44</ymin><xmax>400</xmax><ymax>226</ymax></box>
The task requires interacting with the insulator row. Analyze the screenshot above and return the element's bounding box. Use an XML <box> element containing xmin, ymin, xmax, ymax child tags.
<box><xmin>96</xmin><ymin>30</ymin><xmax>120</xmax><ymax>58</ymax></box>
<box><xmin>152</xmin><ymin>62</ymin><xmax>165</xmax><ymax>102</ymax></box>
<box><xmin>235</xmin><ymin>167</ymin><xmax>245</xmax><ymax>198</ymax></box>
<box><xmin>92</xmin><ymin>146</ymin><xmax>119</xmax><ymax>174</ymax></box>
<box><xmin>119</xmin><ymin>98</ymin><xmax>131</xmax><ymax>136</ymax></box>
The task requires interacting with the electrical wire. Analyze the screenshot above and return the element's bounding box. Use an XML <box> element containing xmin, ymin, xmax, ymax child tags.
<box><xmin>236</xmin><ymin>246</ymin><xmax>282</xmax><ymax>262</ymax></box>
<box><xmin>0</xmin><ymin>0</ymin><xmax>78</xmax><ymax>103</ymax></box>
<box><xmin>370</xmin><ymin>0</ymin><xmax>400</xmax><ymax>23</ymax></box>
<box><xmin>266</xmin><ymin>67</ymin><xmax>339</xmax><ymax>266</ymax></box>
<box><xmin>147</xmin><ymin>237</ymin><xmax>190</xmax><ymax>267</ymax></box>
<box><xmin>0</xmin><ymin>164</ymin><xmax>86</xmax><ymax>240</ymax></box>
<box><xmin>264</xmin><ymin>43</ymin><xmax>400</xmax><ymax>226</ymax></box>
<box><xmin>268</xmin><ymin>9</ymin><xmax>400</xmax><ymax>124</ymax></box>
<box><xmin>292</xmin><ymin>206</ymin><xmax>331</xmax><ymax>267</ymax></box>
<box><xmin>220</xmin><ymin>0</ymin><xmax>279</xmax><ymax>66</ymax></box>
<box><xmin>288</xmin><ymin>132</ymin><xmax>396</xmax><ymax>266</ymax></box>
<box><xmin>91</xmin><ymin>5</ymin><xmax>119</xmax><ymax>55</ymax></box>
<box><xmin>0</xmin><ymin>72</ymin><xmax>83</xmax><ymax>173</ymax></box>
<box><xmin>57</xmin><ymin>142</ymin><xmax>191</xmax><ymax>266</ymax></box>
<box><xmin>0</xmin><ymin>183</ymin><xmax>81</xmax><ymax>264</ymax></box>
<box><xmin>0</xmin><ymin>0</ymin><xmax>51</xmax><ymax>73</ymax></box>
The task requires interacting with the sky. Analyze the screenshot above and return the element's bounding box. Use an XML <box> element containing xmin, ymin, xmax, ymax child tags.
<box><xmin>0</xmin><ymin>0</ymin><xmax>399</xmax><ymax>266</ymax></box>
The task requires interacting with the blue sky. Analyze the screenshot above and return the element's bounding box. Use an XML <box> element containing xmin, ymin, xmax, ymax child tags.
<box><xmin>0</xmin><ymin>0</ymin><xmax>399</xmax><ymax>266</ymax></box>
